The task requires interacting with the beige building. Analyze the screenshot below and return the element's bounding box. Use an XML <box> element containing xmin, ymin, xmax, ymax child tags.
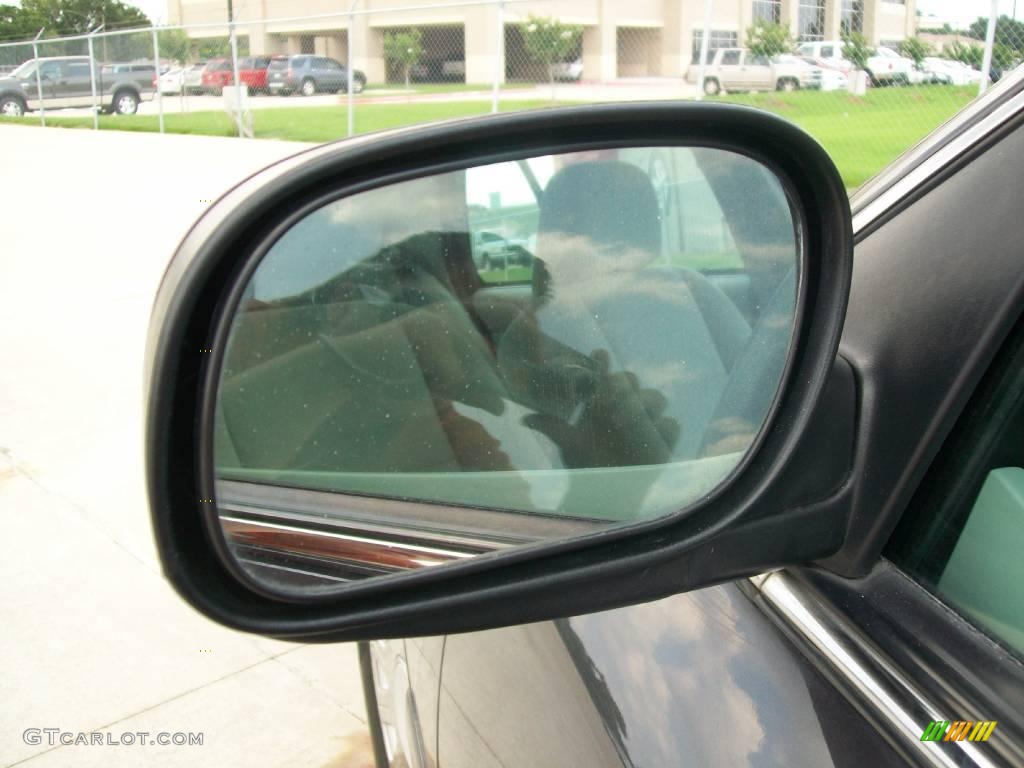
<box><xmin>168</xmin><ymin>0</ymin><xmax>917</xmax><ymax>83</ymax></box>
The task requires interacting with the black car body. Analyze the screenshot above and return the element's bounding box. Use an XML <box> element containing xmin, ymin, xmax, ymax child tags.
<box><xmin>360</xmin><ymin>78</ymin><xmax>1024</xmax><ymax>768</ymax></box>
<box><xmin>266</xmin><ymin>54</ymin><xmax>366</xmax><ymax>96</ymax></box>
<box><xmin>144</xmin><ymin>67</ymin><xmax>1024</xmax><ymax>768</ymax></box>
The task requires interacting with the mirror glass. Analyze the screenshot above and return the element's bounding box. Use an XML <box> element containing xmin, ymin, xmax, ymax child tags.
<box><xmin>212</xmin><ymin>146</ymin><xmax>801</xmax><ymax>591</ymax></box>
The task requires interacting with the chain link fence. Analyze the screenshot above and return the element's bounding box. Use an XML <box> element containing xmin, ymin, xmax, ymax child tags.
<box><xmin>1</xmin><ymin>1</ymin><xmax>1021</xmax><ymax>187</ymax></box>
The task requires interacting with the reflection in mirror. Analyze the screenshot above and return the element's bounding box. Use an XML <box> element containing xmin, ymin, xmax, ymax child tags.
<box><xmin>212</xmin><ymin>146</ymin><xmax>801</xmax><ymax>592</ymax></box>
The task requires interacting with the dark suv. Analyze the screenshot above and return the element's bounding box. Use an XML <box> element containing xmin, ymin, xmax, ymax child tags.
<box><xmin>266</xmin><ymin>54</ymin><xmax>366</xmax><ymax>96</ymax></box>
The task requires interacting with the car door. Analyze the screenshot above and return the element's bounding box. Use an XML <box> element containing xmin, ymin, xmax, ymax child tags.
<box><xmin>742</xmin><ymin>52</ymin><xmax>773</xmax><ymax>90</ymax></box>
<box><xmin>424</xmin><ymin>73</ymin><xmax>1024</xmax><ymax>768</ymax></box>
<box><xmin>716</xmin><ymin>48</ymin><xmax>743</xmax><ymax>90</ymax></box>
<box><xmin>30</xmin><ymin>60</ymin><xmax>63</xmax><ymax>108</ymax></box>
<box><xmin>771</xmin><ymin>301</ymin><xmax>1024</xmax><ymax>767</ymax></box>
<box><xmin>321</xmin><ymin>57</ymin><xmax>345</xmax><ymax>91</ymax></box>
<box><xmin>57</xmin><ymin>59</ymin><xmax>94</xmax><ymax>107</ymax></box>
<box><xmin>142</xmin><ymin>82</ymin><xmax>1024</xmax><ymax>768</ymax></box>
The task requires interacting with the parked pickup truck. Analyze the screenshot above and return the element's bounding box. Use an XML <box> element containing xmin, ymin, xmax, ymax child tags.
<box><xmin>796</xmin><ymin>40</ymin><xmax>915</xmax><ymax>85</ymax></box>
<box><xmin>686</xmin><ymin>48</ymin><xmax>822</xmax><ymax>95</ymax></box>
<box><xmin>472</xmin><ymin>230</ymin><xmax>533</xmax><ymax>271</ymax></box>
<box><xmin>0</xmin><ymin>56</ymin><xmax>155</xmax><ymax>117</ymax></box>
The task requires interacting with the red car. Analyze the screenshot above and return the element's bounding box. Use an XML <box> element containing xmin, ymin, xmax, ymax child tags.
<box><xmin>238</xmin><ymin>56</ymin><xmax>271</xmax><ymax>93</ymax></box>
<box><xmin>200</xmin><ymin>58</ymin><xmax>233</xmax><ymax>95</ymax></box>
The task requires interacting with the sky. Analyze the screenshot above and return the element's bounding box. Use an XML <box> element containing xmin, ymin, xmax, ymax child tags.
<box><xmin>916</xmin><ymin>0</ymin><xmax>1018</xmax><ymax>27</ymax></box>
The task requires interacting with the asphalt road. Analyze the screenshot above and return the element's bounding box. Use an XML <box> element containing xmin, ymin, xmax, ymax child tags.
<box><xmin>0</xmin><ymin>124</ymin><xmax>373</xmax><ymax>768</ymax></box>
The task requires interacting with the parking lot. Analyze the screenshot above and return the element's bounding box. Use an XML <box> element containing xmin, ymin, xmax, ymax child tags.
<box><xmin>0</xmin><ymin>124</ymin><xmax>374</xmax><ymax>768</ymax></box>
<box><xmin>42</xmin><ymin>78</ymin><xmax>698</xmax><ymax>118</ymax></box>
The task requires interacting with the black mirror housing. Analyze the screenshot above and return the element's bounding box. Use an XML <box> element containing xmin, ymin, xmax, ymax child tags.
<box><xmin>145</xmin><ymin>102</ymin><xmax>854</xmax><ymax>642</ymax></box>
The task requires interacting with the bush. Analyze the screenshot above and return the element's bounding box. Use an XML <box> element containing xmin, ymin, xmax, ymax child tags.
<box><xmin>946</xmin><ymin>40</ymin><xmax>983</xmax><ymax>69</ymax></box>
<box><xmin>992</xmin><ymin>42</ymin><xmax>1019</xmax><ymax>70</ymax></box>
<box><xmin>745</xmin><ymin>21</ymin><xmax>793</xmax><ymax>59</ymax></box>
<box><xmin>383</xmin><ymin>28</ymin><xmax>423</xmax><ymax>88</ymax></box>
<box><xmin>898</xmin><ymin>37</ymin><xmax>933</xmax><ymax>67</ymax></box>
<box><xmin>520</xmin><ymin>15</ymin><xmax>583</xmax><ymax>85</ymax></box>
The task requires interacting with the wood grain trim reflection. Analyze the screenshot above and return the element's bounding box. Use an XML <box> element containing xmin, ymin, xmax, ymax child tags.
<box><xmin>221</xmin><ymin>516</ymin><xmax>474</xmax><ymax>572</ymax></box>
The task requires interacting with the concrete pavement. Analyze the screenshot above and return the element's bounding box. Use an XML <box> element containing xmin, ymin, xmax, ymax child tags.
<box><xmin>0</xmin><ymin>124</ymin><xmax>373</xmax><ymax>768</ymax></box>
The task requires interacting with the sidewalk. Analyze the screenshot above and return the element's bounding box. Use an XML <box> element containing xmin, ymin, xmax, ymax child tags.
<box><xmin>0</xmin><ymin>125</ymin><xmax>373</xmax><ymax>768</ymax></box>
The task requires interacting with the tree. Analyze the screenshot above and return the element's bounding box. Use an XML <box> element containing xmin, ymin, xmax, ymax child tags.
<box><xmin>745</xmin><ymin>20</ymin><xmax>793</xmax><ymax>59</ymax></box>
<box><xmin>195</xmin><ymin>36</ymin><xmax>247</xmax><ymax>60</ymax></box>
<box><xmin>0</xmin><ymin>4</ymin><xmax>44</xmax><ymax>41</ymax></box>
<box><xmin>520</xmin><ymin>15</ymin><xmax>582</xmax><ymax>86</ymax></box>
<box><xmin>991</xmin><ymin>42</ymin><xmax>1019</xmax><ymax>70</ymax></box>
<box><xmin>383</xmin><ymin>28</ymin><xmax>423</xmax><ymax>88</ymax></box>
<box><xmin>158</xmin><ymin>28</ymin><xmax>192</xmax><ymax>64</ymax></box>
<box><xmin>898</xmin><ymin>37</ymin><xmax>932</xmax><ymax>67</ymax></box>
<box><xmin>16</xmin><ymin>0</ymin><xmax>149</xmax><ymax>36</ymax></box>
<box><xmin>946</xmin><ymin>40</ymin><xmax>983</xmax><ymax>69</ymax></box>
<box><xmin>841</xmin><ymin>32</ymin><xmax>874</xmax><ymax>71</ymax></box>
<box><xmin>967</xmin><ymin>15</ymin><xmax>1024</xmax><ymax>49</ymax></box>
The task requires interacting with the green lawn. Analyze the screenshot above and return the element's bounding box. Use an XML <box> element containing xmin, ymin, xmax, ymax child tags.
<box><xmin>710</xmin><ymin>85</ymin><xmax>976</xmax><ymax>188</ymax></box>
<box><xmin>0</xmin><ymin>85</ymin><xmax>978</xmax><ymax>188</ymax></box>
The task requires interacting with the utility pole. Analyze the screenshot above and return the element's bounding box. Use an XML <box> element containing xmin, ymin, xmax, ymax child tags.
<box><xmin>347</xmin><ymin>0</ymin><xmax>358</xmax><ymax>137</ymax></box>
<box><xmin>32</xmin><ymin>28</ymin><xmax>45</xmax><ymax>127</ymax></box>
<box><xmin>88</xmin><ymin>24</ymin><xmax>104</xmax><ymax>131</ymax></box>
<box><xmin>695</xmin><ymin>0</ymin><xmax>712</xmax><ymax>101</ymax></box>
<box><xmin>491</xmin><ymin>0</ymin><xmax>503</xmax><ymax>113</ymax></box>
<box><xmin>979</xmin><ymin>0</ymin><xmax>998</xmax><ymax>96</ymax></box>
<box><xmin>227</xmin><ymin>0</ymin><xmax>244</xmax><ymax>137</ymax></box>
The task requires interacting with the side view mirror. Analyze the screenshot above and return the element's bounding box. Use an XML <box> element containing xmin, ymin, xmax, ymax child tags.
<box><xmin>146</xmin><ymin>103</ymin><xmax>854</xmax><ymax>641</ymax></box>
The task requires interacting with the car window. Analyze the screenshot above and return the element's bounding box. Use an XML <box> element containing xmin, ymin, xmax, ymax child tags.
<box><xmin>267</xmin><ymin>58</ymin><xmax>287</xmax><ymax>71</ymax></box>
<box><xmin>889</xmin><ymin>325</ymin><xmax>1024</xmax><ymax>657</ymax></box>
<box><xmin>748</xmin><ymin>55</ymin><xmax>770</xmax><ymax>67</ymax></box>
<box><xmin>66</xmin><ymin>62</ymin><xmax>91</xmax><ymax>78</ymax></box>
<box><xmin>323</xmin><ymin>58</ymin><xmax>343</xmax><ymax>71</ymax></box>
<box><xmin>721</xmin><ymin>50</ymin><xmax>741</xmax><ymax>66</ymax></box>
<box><xmin>467</xmin><ymin>158</ymin><xmax>542</xmax><ymax>284</ymax></box>
<box><xmin>39</xmin><ymin>61</ymin><xmax>62</xmax><ymax>79</ymax></box>
<box><xmin>213</xmin><ymin>148</ymin><xmax>800</xmax><ymax>532</ymax></box>
<box><xmin>820</xmin><ymin>45</ymin><xmax>834</xmax><ymax>58</ymax></box>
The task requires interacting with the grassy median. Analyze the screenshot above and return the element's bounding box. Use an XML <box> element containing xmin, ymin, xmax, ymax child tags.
<box><xmin>0</xmin><ymin>85</ymin><xmax>977</xmax><ymax>188</ymax></box>
<box><xmin>711</xmin><ymin>86</ymin><xmax>977</xmax><ymax>187</ymax></box>
<box><xmin>0</xmin><ymin>100</ymin><xmax>562</xmax><ymax>143</ymax></box>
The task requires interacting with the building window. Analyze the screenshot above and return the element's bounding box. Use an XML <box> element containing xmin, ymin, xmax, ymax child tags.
<box><xmin>752</xmin><ymin>0</ymin><xmax>781</xmax><ymax>24</ymax></box>
<box><xmin>798</xmin><ymin>0</ymin><xmax>826</xmax><ymax>41</ymax></box>
<box><xmin>840</xmin><ymin>0</ymin><xmax>863</xmax><ymax>35</ymax></box>
<box><xmin>691</xmin><ymin>30</ymin><xmax>739</xmax><ymax>64</ymax></box>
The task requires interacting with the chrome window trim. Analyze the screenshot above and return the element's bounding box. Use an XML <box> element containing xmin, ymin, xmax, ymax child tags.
<box><xmin>851</xmin><ymin>66</ymin><xmax>1024</xmax><ymax>236</ymax></box>
<box><xmin>215</xmin><ymin>478</ymin><xmax>600</xmax><ymax>549</ymax></box>
<box><xmin>752</xmin><ymin>571</ymin><xmax>1000</xmax><ymax>768</ymax></box>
